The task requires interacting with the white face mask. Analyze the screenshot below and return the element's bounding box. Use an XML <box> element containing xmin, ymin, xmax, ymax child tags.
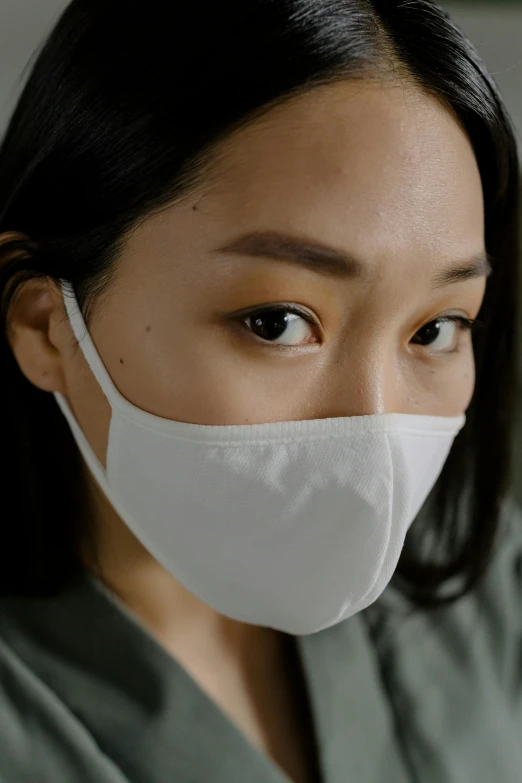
<box><xmin>54</xmin><ymin>282</ymin><xmax>465</xmax><ymax>635</ymax></box>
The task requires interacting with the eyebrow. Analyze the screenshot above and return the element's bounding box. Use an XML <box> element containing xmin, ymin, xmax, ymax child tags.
<box><xmin>214</xmin><ymin>230</ymin><xmax>493</xmax><ymax>288</ymax></box>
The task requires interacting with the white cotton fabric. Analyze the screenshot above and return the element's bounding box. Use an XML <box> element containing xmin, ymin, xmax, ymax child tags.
<box><xmin>54</xmin><ymin>282</ymin><xmax>465</xmax><ymax>635</ymax></box>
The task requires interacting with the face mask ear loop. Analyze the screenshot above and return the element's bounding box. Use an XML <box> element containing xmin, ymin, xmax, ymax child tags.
<box><xmin>53</xmin><ymin>388</ymin><xmax>113</xmax><ymax>487</ymax></box>
<box><xmin>54</xmin><ymin>383</ymin><xmax>135</xmax><ymax>535</ymax></box>
<box><xmin>60</xmin><ymin>281</ymin><xmax>127</xmax><ymax>412</ymax></box>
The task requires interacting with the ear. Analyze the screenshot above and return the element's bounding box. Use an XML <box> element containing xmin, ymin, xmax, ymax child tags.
<box><xmin>3</xmin><ymin>239</ymin><xmax>70</xmax><ymax>394</ymax></box>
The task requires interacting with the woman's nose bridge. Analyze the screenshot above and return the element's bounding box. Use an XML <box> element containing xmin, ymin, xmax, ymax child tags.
<box><xmin>351</xmin><ymin>358</ymin><xmax>391</xmax><ymax>415</ymax></box>
<box><xmin>327</xmin><ymin>342</ymin><xmax>402</xmax><ymax>416</ymax></box>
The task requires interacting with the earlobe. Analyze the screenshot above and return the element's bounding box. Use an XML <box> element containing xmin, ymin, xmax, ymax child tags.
<box><xmin>6</xmin><ymin>277</ymin><xmax>68</xmax><ymax>395</ymax></box>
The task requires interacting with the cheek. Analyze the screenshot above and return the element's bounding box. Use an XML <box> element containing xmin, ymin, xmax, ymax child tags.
<box><xmin>458</xmin><ymin>357</ymin><xmax>477</xmax><ymax>413</ymax></box>
<box><xmin>450</xmin><ymin>337</ymin><xmax>477</xmax><ymax>412</ymax></box>
<box><xmin>447</xmin><ymin>364</ymin><xmax>476</xmax><ymax>414</ymax></box>
<box><xmin>416</xmin><ymin>346</ymin><xmax>477</xmax><ymax>417</ymax></box>
<box><xmin>147</xmin><ymin>336</ymin><xmax>322</xmax><ymax>425</ymax></box>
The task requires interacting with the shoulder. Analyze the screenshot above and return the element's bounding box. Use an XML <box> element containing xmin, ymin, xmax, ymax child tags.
<box><xmin>0</xmin><ymin>603</ymin><xmax>120</xmax><ymax>783</ymax></box>
<box><xmin>0</xmin><ymin>632</ymin><xmax>38</xmax><ymax>779</ymax></box>
<box><xmin>360</xmin><ymin>496</ymin><xmax>522</xmax><ymax>781</ymax></box>
<box><xmin>471</xmin><ymin>496</ymin><xmax>522</xmax><ymax>676</ymax></box>
<box><xmin>369</xmin><ymin>493</ymin><xmax>522</xmax><ymax>682</ymax></box>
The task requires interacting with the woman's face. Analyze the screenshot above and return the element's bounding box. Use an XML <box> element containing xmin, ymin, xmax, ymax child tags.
<box><xmin>14</xmin><ymin>79</ymin><xmax>489</xmax><ymax>466</ymax></box>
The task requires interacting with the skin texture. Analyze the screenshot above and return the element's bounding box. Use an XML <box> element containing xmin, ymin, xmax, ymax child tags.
<box><xmin>4</xmin><ymin>79</ymin><xmax>487</xmax><ymax>781</ymax></box>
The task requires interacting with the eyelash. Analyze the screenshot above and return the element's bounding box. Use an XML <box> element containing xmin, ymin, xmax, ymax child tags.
<box><xmin>415</xmin><ymin>315</ymin><xmax>480</xmax><ymax>355</ymax></box>
<box><xmin>234</xmin><ymin>304</ymin><xmax>483</xmax><ymax>352</ymax></box>
<box><xmin>236</xmin><ymin>303</ymin><xmax>318</xmax><ymax>335</ymax></box>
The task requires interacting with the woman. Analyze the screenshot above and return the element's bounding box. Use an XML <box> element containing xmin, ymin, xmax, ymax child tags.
<box><xmin>0</xmin><ymin>0</ymin><xmax>520</xmax><ymax>780</ymax></box>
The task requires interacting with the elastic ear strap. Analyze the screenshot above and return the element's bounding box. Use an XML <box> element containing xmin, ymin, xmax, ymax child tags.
<box><xmin>54</xmin><ymin>390</ymin><xmax>134</xmax><ymax>529</ymax></box>
<box><xmin>60</xmin><ymin>281</ymin><xmax>124</xmax><ymax>410</ymax></box>
<box><xmin>54</xmin><ymin>390</ymin><xmax>109</xmax><ymax>485</ymax></box>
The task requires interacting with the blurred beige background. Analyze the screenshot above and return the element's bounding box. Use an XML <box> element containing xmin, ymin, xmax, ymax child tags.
<box><xmin>1</xmin><ymin>1</ymin><xmax>521</xmax><ymax>498</ymax></box>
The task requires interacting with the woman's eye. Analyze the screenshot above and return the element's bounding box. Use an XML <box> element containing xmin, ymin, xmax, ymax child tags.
<box><xmin>242</xmin><ymin>306</ymin><xmax>318</xmax><ymax>346</ymax></box>
<box><xmin>237</xmin><ymin>308</ymin><xmax>475</xmax><ymax>353</ymax></box>
<box><xmin>411</xmin><ymin>316</ymin><xmax>474</xmax><ymax>353</ymax></box>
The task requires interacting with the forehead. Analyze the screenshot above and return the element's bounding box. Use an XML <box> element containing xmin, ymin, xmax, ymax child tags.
<box><xmin>198</xmin><ymin>79</ymin><xmax>484</xmax><ymax>267</ymax></box>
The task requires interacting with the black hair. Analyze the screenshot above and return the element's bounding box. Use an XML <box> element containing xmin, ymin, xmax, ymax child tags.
<box><xmin>0</xmin><ymin>0</ymin><xmax>519</xmax><ymax>607</ymax></box>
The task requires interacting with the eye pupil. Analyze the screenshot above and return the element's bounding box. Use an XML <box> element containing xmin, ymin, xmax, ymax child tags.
<box><xmin>412</xmin><ymin>320</ymin><xmax>441</xmax><ymax>346</ymax></box>
<box><xmin>251</xmin><ymin>311</ymin><xmax>291</xmax><ymax>341</ymax></box>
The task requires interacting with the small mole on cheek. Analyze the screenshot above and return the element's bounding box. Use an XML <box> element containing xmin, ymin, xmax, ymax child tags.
<box><xmin>192</xmin><ymin>203</ymin><xmax>198</xmax><ymax>211</ymax></box>
<box><xmin>120</xmin><ymin>359</ymin><xmax>124</xmax><ymax>365</ymax></box>
<box><xmin>146</xmin><ymin>325</ymin><xmax>151</xmax><ymax>332</ymax></box>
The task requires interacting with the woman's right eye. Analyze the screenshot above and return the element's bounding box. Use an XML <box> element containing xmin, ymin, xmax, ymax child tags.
<box><xmin>241</xmin><ymin>305</ymin><xmax>320</xmax><ymax>346</ymax></box>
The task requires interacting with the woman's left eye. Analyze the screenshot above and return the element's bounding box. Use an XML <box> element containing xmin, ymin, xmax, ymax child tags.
<box><xmin>411</xmin><ymin>316</ymin><xmax>475</xmax><ymax>353</ymax></box>
<box><xmin>240</xmin><ymin>305</ymin><xmax>319</xmax><ymax>346</ymax></box>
